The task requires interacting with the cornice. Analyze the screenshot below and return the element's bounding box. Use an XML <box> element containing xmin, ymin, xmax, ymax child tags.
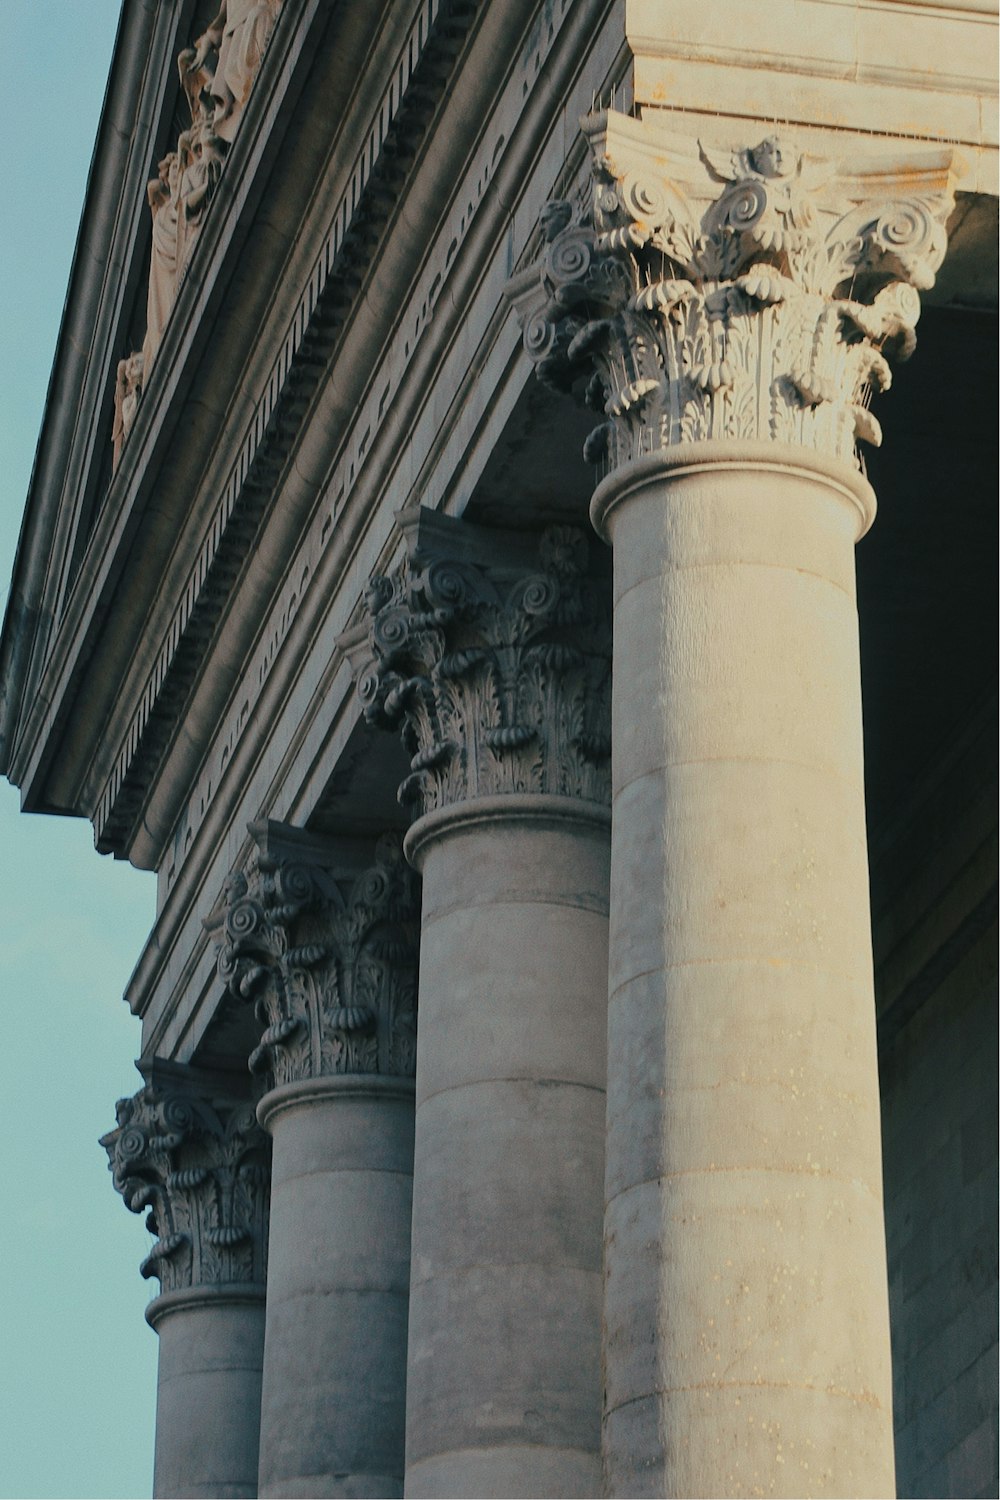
<box><xmin>129</xmin><ymin>0</ymin><xmax>621</xmax><ymax>883</ymax></box>
<box><xmin>2</xmin><ymin>0</ymin><xmax>301</xmax><ymax>802</ymax></box>
<box><xmin>0</xmin><ymin>0</ymin><xmax>188</xmax><ymax>782</ymax></box>
<box><xmin>123</xmin><ymin>0</ymin><xmax>624</xmax><ymax>1057</ymax></box>
<box><xmin>4</xmin><ymin>0</ymin><xmax>476</xmax><ymax>847</ymax></box>
<box><xmin>95</xmin><ymin>0</ymin><xmax>482</xmax><ymax>858</ymax></box>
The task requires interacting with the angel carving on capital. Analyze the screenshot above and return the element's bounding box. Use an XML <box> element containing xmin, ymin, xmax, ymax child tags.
<box><xmin>700</xmin><ymin>135</ymin><xmax>834</xmax><ymax>230</ymax></box>
<box><xmin>696</xmin><ymin>135</ymin><xmax>839</xmax><ymax>263</ymax></box>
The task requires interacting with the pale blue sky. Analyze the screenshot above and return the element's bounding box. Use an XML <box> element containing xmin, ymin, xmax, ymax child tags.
<box><xmin>0</xmin><ymin>4</ymin><xmax>158</xmax><ymax>1496</ymax></box>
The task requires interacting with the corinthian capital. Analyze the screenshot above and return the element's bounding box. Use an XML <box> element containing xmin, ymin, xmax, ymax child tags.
<box><xmin>351</xmin><ymin>509</ymin><xmax>611</xmax><ymax>820</ymax></box>
<box><xmin>508</xmin><ymin>112</ymin><xmax>957</xmax><ymax>474</ymax></box>
<box><xmin>100</xmin><ymin>1063</ymin><xmax>269</xmax><ymax>1295</ymax></box>
<box><xmin>213</xmin><ymin>824</ymin><xmax>420</xmax><ymax>1088</ymax></box>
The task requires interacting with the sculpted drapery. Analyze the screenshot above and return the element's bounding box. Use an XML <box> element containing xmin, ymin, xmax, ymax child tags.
<box><xmin>114</xmin><ymin>0</ymin><xmax>283</xmax><ymax>468</ymax></box>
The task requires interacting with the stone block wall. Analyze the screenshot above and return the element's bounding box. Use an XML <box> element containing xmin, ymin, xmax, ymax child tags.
<box><xmin>875</xmin><ymin>707</ymin><xmax>998</xmax><ymax>1499</ymax></box>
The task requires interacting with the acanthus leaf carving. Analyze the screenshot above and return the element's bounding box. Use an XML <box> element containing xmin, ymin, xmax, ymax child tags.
<box><xmin>353</xmin><ymin>512</ymin><xmax>612</xmax><ymax>821</ymax></box>
<box><xmin>100</xmin><ymin>1070</ymin><xmax>269</xmax><ymax>1296</ymax></box>
<box><xmin>213</xmin><ymin>829</ymin><xmax>420</xmax><ymax>1089</ymax></box>
<box><xmin>508</xmin><ymin>113</ymin><xmax>956</xmax><ymax>475</ymax></box>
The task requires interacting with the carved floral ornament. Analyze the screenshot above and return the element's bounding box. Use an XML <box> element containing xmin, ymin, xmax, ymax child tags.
<box><xmin>112</xmin><ymin>1</ymin><xmax>284</xmax><ymax>467</ymax></box>
<box><xmin>215</xmin><ymin>833</ymin><xmax>420</xmax><ymax>1089</ymax></box>
<box><xmin>101</xmin><ymin>1082</ymin><xmax>269</xmax><ymax>1295</ymax></box>
<box><xmin>354</xmin><ymin>516</ymin><xmax>612</xmax><ymax>820</ymax></box>
<box><xmin>508</xmin><ymin>113</ymin><xmax>957</xmax><ymax>474</ymax></box>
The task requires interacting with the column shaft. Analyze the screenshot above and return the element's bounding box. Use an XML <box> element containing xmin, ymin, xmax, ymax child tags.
<box><xmin>257</xmin><ymin>1078</ymin><xmax>414</xmax><ymax>1498</ymax></box>
<box><xmin>403</xmin><ymin>798</ymin><xmax>609</xmax><ymax>1499</ymax></box>
<box><xmin>597</xmin><ymin>448</ymin><xmax>895</xmax><ymax>1498</ymax></box>
<box><xmin>102</xmin><ymin>1072</ymin><xmax>270</xmax><ymax>1499</ymax></box>
<box><xmin>149</xmin><ymin>1289</ymin><xmax>266</xmax><ymax>1499</ymax></box>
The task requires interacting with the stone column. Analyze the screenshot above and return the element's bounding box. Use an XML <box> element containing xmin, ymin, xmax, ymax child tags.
<box><xmin>355</xmin><ymin>510</ymin><xmax>612</xmax><ymax>1497</ymax></box>
<box><xmin>510</xmin><ymin>115</ymin><xmax>957</xmax><ymax>1498</ymax></box>
<box><xmin>102</xmin><ymin>1061</ymin><xmax>270</xmax><ymax>1499</ymax></box>
<box><xmin>215</xmin><ymin>823</ymin><xmax>420</xmax><ymax>1498</ymax></box>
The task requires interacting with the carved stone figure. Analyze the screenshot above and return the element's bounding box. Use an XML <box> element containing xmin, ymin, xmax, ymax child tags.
<box><xmin>142</xmin><ymin>152</ymin><xmax>182</xmax><ymax>375</ymax></box>
<box><xmin>112</xmin><ymin>351</ymin><xmax>144</xmax><ymax>470</ymax></box>
<box><xmin>101</xmin><ymin>1071</ymin><xmax>270</xmax><ymax>1295</ymax></box>
<box><xmin>355</xmin><ymin>511</ymin><xmax>612</xmax><ymax>819</ymax></box>
<box><xmin>196</xmin><ymin>0</ymin><xmax>283</xmax><ymax>141</ymax></box>
<box><xmin>214</xmin><ymin>828</ymin><xmax>420</xmax><ymax>1088</ymax></box>
<box><xmin>176</xmin><ymin>123</ymin><xmax>228</xmax><ymax>277</ymax></box>
<box><xmin>509</xmin><ymin>118</ymin><xmax>955</xmax><ymax>471</ymax></box>
<box><xmin>177</xmin><ymin>36</ymin><xmax>218</xmax><ymax>128</ymax></box>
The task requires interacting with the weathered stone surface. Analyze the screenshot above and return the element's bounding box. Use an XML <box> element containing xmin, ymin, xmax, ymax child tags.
<box><xmin>510</xmin><ymin>112</ymin><xmax>956</xmax><ymax>475</ymax></box>
<box><xmin>504</xmin><ymin>110</ymin><xmax>960</xmax><ymax>1500</ymax></box>
<box><xmin>350</xmin><ymin>509</ymin><xmax>613</xmax><ymax>1496</ymax></box>
<box><xmin>149</xmin><ymin>1290</ymin><xmax>266</xmax><ymax>1499</ymax></box>
<box><xmin>214</xmin><ymin>823</ymin><xmax>420</xmax><ymax>1088</ymax></box>
<box><xmin>2</xmin><ymin>5</ymin><xmax>995</xmax><ymax>1498</ymax></box>
<box><xmin>256</xmin><ymin>1077</ymin><xmax>414</xmax><ymax>1499</ymax></box>
<box><xmin>592</xmin><ymin>452</ymin><xmax>897</xmax><ymax>1499</ymax></box>
<box><xmin>354</xmin><ymin>508</ymin><xmax>611</xmax><ymax>819</ymax></box>
<box><xmin>402</xmin><ymin>804</ymin><xmax>609</xmax><ymax>1498</ymax></box>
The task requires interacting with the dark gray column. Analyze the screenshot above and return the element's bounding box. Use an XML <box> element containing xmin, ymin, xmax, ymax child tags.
<box><xmin>102</xmin><ymin>1063</ymin><xmax>269</xmax><ymax>1499</ymax></box>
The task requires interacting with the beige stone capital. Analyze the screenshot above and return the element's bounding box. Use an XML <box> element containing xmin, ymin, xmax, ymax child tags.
<box><xmin>508</xmin><ymin>110</ymin><xmax>958</xmax><ymax>473</ymax></box>
<box><xmin>350</xmin><ymin>507</ymin><xmax>612</xmax><ymax>823</ymax></box>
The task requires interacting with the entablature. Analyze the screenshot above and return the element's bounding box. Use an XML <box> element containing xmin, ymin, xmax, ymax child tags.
<box><xmin>118</xmin><ymin>0</ymin><xmax>627</xmax><ymax>1063</ymax></box>
<box><xmin>2</xmin><ymin>0</ymin><xmax>483</xmax><ymax>846</ymax></box>
<box><xmin>627</xmin><ymin>0</ymin><xmax>999</xmax><ymax>197</ymax></box>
